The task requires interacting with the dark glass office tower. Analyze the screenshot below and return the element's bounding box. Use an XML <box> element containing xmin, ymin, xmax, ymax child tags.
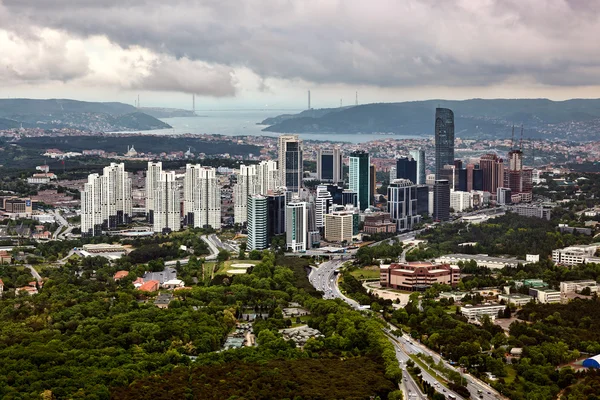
<box><xmin>473</xmin><ymin>168</ymin><xmax>484</xmax><ymax>191</ymax></box>
<box><xmin>267</xmin><ymin>193</ymin><xmax>286</xmax><ymax>241</ymax></box>
<box><xmin>435</xmin><ymin>108</ymin><xmax>455</xmax><ymax>179</ymax></box>
<box><xmin>349</xmin><ymin>150</ymin><xmax>370</xmax><ymax>211</ymax></box>
<box><xmin>278</xmin><ymin>135</ymin><xmax>303</xmax><ymax>193</ymax></box>
<box><xmin>317</xmin><ymin>147</ymin><xmax>342</xmax><ymax>183</ymax></box>
<box><xmin>433</xmin><ymin>179</ymin><xmax>450</xmax><ymax>222</ymax></box>
<box><xmin>396</xmin><ymin>157</ymin><xmax>417</xmax><ymax>184</ymax></box>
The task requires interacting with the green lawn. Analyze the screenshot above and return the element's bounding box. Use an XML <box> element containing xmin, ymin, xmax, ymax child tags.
<box><xmin>349</xmin><ymin>266</ymin><xmax>380</xmax><ymax>280</ymax></box>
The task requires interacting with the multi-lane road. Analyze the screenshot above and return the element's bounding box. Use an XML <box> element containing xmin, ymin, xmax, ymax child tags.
<box><xmin>309</xmin><ymin>258</ymin><xmax>505</xmax><ymax>400</ymax></box>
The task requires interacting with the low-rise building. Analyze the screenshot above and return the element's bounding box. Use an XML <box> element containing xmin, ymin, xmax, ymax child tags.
<box><xmin>560</xmin><ymin>280</ymin><xmax>599</xmax><ymax>294</ymax></box>
<box><xmin>461</xmin><ymin>304</ymin><xmax>506</xmax><ymax>321</ymax></box>
<box><xmin>435</xmin><ymin>254</ymin><xmax>523</xmax><ymax>269</ymax></box>
<box><xmin>363</xmin><ymin>212</ymin><xmax>397</xmax><ymax>234</ymax></box>
<box><xmin>510</xmin><ymin>205</ymin><xmax>551</xmax><ymax>220</ymax></box>
<box><xmin>439</xmin><ymin>291</ymin><xmax>466</xmax><ymax>302</ymax></box>
<box><xmin>380</xmin><ymin>261</ymin><xmax>460</xmax><ymax>291</ymax></box>
<box><xmin>552</xmin><ymin>244</ymin><xmax>600</xmax><ymax>266</ymax></box>
<box><xmin>113</xmin><ymin>270</ymin><xmax>129</xmax><ymax>280</ymax></box>
<box><xmin>27</xmin><ymin>173</ymin><xmax>57</xmax><ymax>184</ymax></box>
<box><xmin>498</xmin><ymin>293</ymin><xmax>534</xmax><ymax>307</ymax></box>
<box><xmin>530</xmin><ymin>288</ymin><xmax>562</xmax><ymax>304</ymax></box>
<box><xmin>154</xmin><ymin>293</ymin><xmax>174</xmax><ymax>308</ymax></box>
<box><xmin>0</xmin><ymin>251</ymin><xmax>11</xmax><ymax>264</ymax></box>
<box><xmin>138</xmin><ymin>280</ymin><xmax>160</xmax><ymax>292</ymax></box>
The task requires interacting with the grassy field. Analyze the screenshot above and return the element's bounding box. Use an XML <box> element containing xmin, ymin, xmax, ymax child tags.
<box><xmin>349</xmin><ymin>265</ymin><xmax>381</xmax><ymax>280</ymax></box>
<box><xmin>213</xmin><ymin>259</ymin><xmax>261</xmax><ymax>275</ymax></box>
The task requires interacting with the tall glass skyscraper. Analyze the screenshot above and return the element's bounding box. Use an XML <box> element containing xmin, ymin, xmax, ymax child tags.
<box><xmin>278</xmin><ymin>135</ymin><xmax>303</xmax><ymax>193</ymax></box>
<box><xmin>349</xmin><ymin>150</ymin><xmax>370</xmax><ymax>211</ymax></box>
<box><xmin>435</xmin><ymin>108</ymin><xmax>455</xmax><ymax>179</ymax></box>
<box><xmin>409</xmin><ymin>149</ymin><xmax>426</xmax><ymax>185</ymax></box>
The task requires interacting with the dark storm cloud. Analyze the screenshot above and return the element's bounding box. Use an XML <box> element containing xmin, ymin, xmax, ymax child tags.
<box><xmin>3</xmin><ymin>0</ymin><xmax>600</xmax><ymax>89</ymax></box>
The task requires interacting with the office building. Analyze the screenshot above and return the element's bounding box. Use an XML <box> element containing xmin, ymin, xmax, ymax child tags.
<box><xmin>81</xmin><ymin>174</ymin><xmax>102</xmax><ymax>236</ymax></box>
<box><xmin>380</xmin><ymin>261</ymin><xmax>460</xmax><ymax>291</ymax></box>
<box><xmin>370</xmin><ymin>164</ymin><xmax>377</xmax><ymax>204</ymax></box>
<box><xmin>247</xmin><ymin>195</ymin><xmax>268</xmax><ymax>250</ymax></box>
<box><xmin>266</xmin><ymin>191</ymin><xmax>286</xmax><ymax>241</ymax></box>
<box><xmin>530</xmin><ymin>288</ymin><xmax>561</xmax><ymax>304</ymax></box>
<box><xmin>317</xmin><ymin>147</ymin><xmax>343</xmax><ymax>183</ymax></box>
<box><xmin>363</xmin><ymin>212</ymin><xmax>397</xmax><ymax>234</ymax></box>
<box><xmin>479</xmin><ymin>154</ymin><xmax>504</xmax><ymax>194</ymax></box>
<box><xmin>278</xmin><ymin>135</ymin><xmax>303</xmax><ymax>192</ymax></box>
<box><xmin>410</xmin><ymin>149</ymin><xmax>426</xmax><ymax>185</ymax></box>
<box><xmin>498</xmin><ymin>293</ymin><xmax>534</xmax><ymax>307</ymax></box>
<box><xmin>450</xmin><ymin>190</ymin><xmax>473</xmax><ymax>212</ymax></box>
<box><xmin>315</xmin><ymin>185</ymin><xmax>333</xmax><ymax>229</ymax></box>
<box><xmin>461</xmin><ymin>304</ymin><xmax>506</xmax><ymax>320</ymax></box>
<box><xmin>560</xmin><ymin>280</ymin><xmax>599</xmax><ymax>294</ymax></box>
<box><xmin>496</xmin><ymin>187</ymin><xmax>512</xmax><ymax>205</ymax></box>
<box><xmin>387</xmin><ymin>179</ymin><xmax>424</xmax><ymax>231</ymax></box>
<box><xmin>389</xmin><ymin>166</ymin><xmax>397</xmax><ymax>182</ymax></box>
<box><xmin>324</xmin><ymin>211</ymin><xmax>354</xmax><ymax>243</ymax></box>
<box><xmin>433</xmin><ymin>179</ymin><xmax>450</xmax><ymax>222</ymax></box>
<box><xmin>512</xmin><ymin>205</ymin><xmax>552</xmax><ymax>220</ymax></box>
<box><xmin>396</xmin><ymin>156</ymin><xmax>417</xmax><ymax>184</ymax></box>
<box><xmin>256</xmin><ymin>160</ymin><xmax>279</xmax><ymax>195</ymax></box>
<box><xmin>435</xmin><ymin>108</ymin><xmax>455</xmax><ymax>178</ymax></box>
<box><xmin>153</xmin><ymin>171</ymin><xmax>180</xmax><ymax>234</ymax></box>
<box><xmin>233</xmin><ymin>164</ymin><xmax>257</xmax><ymax>225</ymax></box>
<box><xmin>286</xmin><ymin>200</ymin><xmax>308</xmax><ymax>253</ymax></box>
<box><xmin>552</xmin><ymin>244</ymin><xmax>600</xmax><ymax>266</ymax></box>
<box><xmin>145</xmin><ymin>162</ymin><xmax>162</xmax><ymax>224</ymax></box>
<box><xmin>439</xmin><ymin>164</ymin><xmax>457</xmax><ymax>190</ymax></box>
<box><xmin>349</xmin><ymin>151</ymin><xmax>370</xmax><ymax>211</ymax></box>
<box><xmin>416</xmin><ymin>185</ymin><xmax>429</xmax><ymax>215</ymax></box>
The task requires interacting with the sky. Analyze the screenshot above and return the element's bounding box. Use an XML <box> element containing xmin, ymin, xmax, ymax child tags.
<box><xmin>1</xmin><ymin>0</ymin><xmax>600</xmax><ymax>110</ymax></box>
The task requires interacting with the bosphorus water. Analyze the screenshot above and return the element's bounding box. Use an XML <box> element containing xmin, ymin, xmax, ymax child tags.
<box><xmin>136</xmin><ymin>109</ymin><xmax>423</xmax><ymax>144</ymax></box>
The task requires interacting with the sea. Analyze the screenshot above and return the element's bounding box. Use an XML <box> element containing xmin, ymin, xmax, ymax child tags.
<box><xmin>135</xmin><ymin>109</ymin><xmax>422</xmax><ymax>144</ymax></box>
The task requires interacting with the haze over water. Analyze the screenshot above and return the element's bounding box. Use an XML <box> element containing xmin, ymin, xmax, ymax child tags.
<box><xmin>140</xmin><ymin>110</ymin><xmax>423</xmax><ymax>143</ymax></box>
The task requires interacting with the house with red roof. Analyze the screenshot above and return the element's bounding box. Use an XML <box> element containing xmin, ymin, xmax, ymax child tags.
<box><xmin>138</xmin><ymin>280</ymin><xmax>160</xmax><ymax>292</ymax></box>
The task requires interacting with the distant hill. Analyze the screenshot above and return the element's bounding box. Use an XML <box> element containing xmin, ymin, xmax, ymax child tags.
<box><xmin>261</xmin><ymin>99</ymin><xmax>600</xmax><ymax>140</ymax></box>
<box><xmin>0</xmin><ymin>99</ymin><xmax>171</xmax><ymax>131</ymax></box>
<box><xmin>140</xmin><ymin>107</ymin><xmax>198</xmax><ymax>118</ymax></box>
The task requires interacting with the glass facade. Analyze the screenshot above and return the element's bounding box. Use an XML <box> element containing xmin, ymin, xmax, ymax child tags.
<box><xmin>435</xmin><ymin>108</ymin><xmax>455</xmax><ymax>179</ymax></box>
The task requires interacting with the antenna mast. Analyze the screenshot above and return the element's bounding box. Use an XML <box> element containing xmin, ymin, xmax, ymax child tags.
<box><xmin>308</xmin><ymin>90</ymin><xmax>311</xmax><ymax>110</ymax></box>
<box><xmin>510</xmin><ymin>125</ymin><xmax>515</xmax><ymax>149</ymax></box>
<box><xmin>519</xmin><ymin>124</ymin><xmax>524</xmax><ymax>150</ymax></box>
<box><xmin>192</xmin><ymin>94</ymin><xmax>195</xmax><ymax>113</ymax></box>
<box><xmin>355</xmin><ymin>91</ymin><xmax>358</xmax><ymax>106</ymax></box>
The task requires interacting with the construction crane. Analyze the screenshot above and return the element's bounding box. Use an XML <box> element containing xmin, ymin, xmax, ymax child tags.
<box><xmin>510</xmin><ymin>125</ymin><xmax>515</xmax><ymax>149</ymax></box>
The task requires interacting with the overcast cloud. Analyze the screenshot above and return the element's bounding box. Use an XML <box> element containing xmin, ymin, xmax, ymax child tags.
<box><xmin>1</xmin><ymin>0</ymin><xmax>600</xmax><ymax>106</ymax></box>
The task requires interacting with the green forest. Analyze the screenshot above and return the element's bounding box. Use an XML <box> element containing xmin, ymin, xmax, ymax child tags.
<box><xmin>0</xmin><ymin>251</ymin><xmax>401</xmax><ymax>399</ymax></box>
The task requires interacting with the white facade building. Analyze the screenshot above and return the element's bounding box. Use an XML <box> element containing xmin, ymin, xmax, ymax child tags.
<box><xmin>100</xmin><ymin>163</ymin><xmax>132</xmax><ymax>230</ymax></box>
<box><xmin>461</xmin><ymin>304</ymin><xmax>506</xmax><ymax>320</ymax></box>
<box><xmin>247</xmin><ymin>195</ymin><xmax>268</xmax><ymax>251</ymax></box>
<box><xmin>153</xmin><ymin>171</ymin><xmax>180</xmax><ymax>234</ymax></box>
<box><xmin>535</xmin><ymin>288</ymin><xmax>561</xmax><ymax>304</ymax></box>
<box><xmin>286</xmin><ymin>200</ymin><xmax>308</xmax><ymax>253</ymax></box>
<box><xmin>498</xmin><ymin>294</ymin><xmax>534</xmax><ymax>307</ymax></box>
<box><xmin>552</xmin><ymin>244</ymin><xmax>600</xmax><ymax>266</ymax></box>
<box><xmin>560</xmin><ymin>280</ymin><xmax>599</xmax><ymax>294</ymax></box>
<box><xmin>184</xmin><ymin>164</ymin><xmax>203</xmax><ymax>226</ymax></box>
<box><xmin>81</xmin><ymin>173</ymin><xmax>102</xmax><ymax>236</ymax></box>
<box><xmin>256</xmin><ymin>160</ymin><xmax>279</xmax><ymax>195</ymax></box>
<box><xmin>450</xmin><ymin>190</ymin><xmax>473</xmax><ymax>212</ymax></box>
<box><xmin>183</xmin><ymin>164</ymin><xmax>221</xmax><ymax>229</ymax></box>
<box><xmin>324</xmin><ymin>211</ymin><xmax>354</xmax><ymax>243</ymax></box>
<box><xmin>233</xmin><ymin>164</ymin><xmax>258</xmax><ymax>225</ymax></box>
<box><xmin>145</xmin><ymin>162</ymin><xmax>163</xmax><ymax>223</ymax></box>
<box><xmin>315</xmin><ymin>185</ymin><xmax>333</xmax><ymax>229</ymax></box>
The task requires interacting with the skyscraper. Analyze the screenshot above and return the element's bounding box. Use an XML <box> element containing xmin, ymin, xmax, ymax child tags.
<box><xmin>479</xmin><ymin>154</ymin><xmax>504</xmax><ymax>194</ymax></box>
<box><xmin>101</xmin><ymin>162</ymin><xmax>132</xmax><ymax>229</ymax></box>
<box><xmin>153</xmin><ymin>171</ymin><xmax>180</xmax><ymax>234</ymax></box>
<box><xmin>396</xmin><ymin>156</ymin><xmax>417</xmax><ymax>184</ymax></box>
<box><xmin>278</xmin><ymin>135</ymin><xmax>303</xmax><ymax>192</ymax></box>
<box><xmin>184</xmin><ymin>165</ymin><xmax>221</xmax><ymax>229</ymax></box>
<box><xmin>370</xmin><ymin>164</ymin><xmax>377</xmax><ymax>204</ymax></box>
<box><xmin>435</xmin><ymin>108</ymin><xmax>455</xmax><ymax>179</ymax></box>
<box><xmin>81</xmin><ymin>163</ymin><xmax>132</xmax><ymax>236</ymax></box>
<box><xmin>81</xmin><ymin>174</ymin><xmax>102</xmax><ymax>237</ymax></box>
<box><xmin>286</xmin><ymin>199</ymin><xmax>308</xmax><ymax>253</ymax></box>
<box><xmin>314</xmin><ymin>185</ymin><xmax>333</xmax><ymax>229</ymax></box>
<box><xmin>433</xmin><ymin>179</ymin><xmax>450</xmax><ymax>222</ymax></box>
<box><xmin>387</xmin><ymin>179</ymin><xmax>424</xmax><ymax>231</ymax></box>
<box><xmin>349</xmin><ymin>150</ymin><xmax>370</xmax><ymax>211</ymax></box>
<box><xmin>267</xmin><ymin>191</ymin><xmax>286</xmax><ymax>241</ymax></box>
<box><xmin>247</xmin><ymin>195</ymin><xmax>268</xmax><ymax>251</ymax></box>
<box><xmin>409</xmin><ymin>149</ymin><xmax>426</xmax><ymax>185</ymax></box>
<box><xmin>233</xmin><ymin>164</ymin><xmax>257</xmax><ymax>225</ymax></box>
<box><xmin>145</xmin><ymin>161</ymin><xmax>162</xmax><ymax>224</ymax></box>
<box><xmin>317</xmin><ymin>147</ymin><xmax>343</xmax><ymax>183</ymax></box>
<box><xmin>256</xmin><ymin>160</ymin><xmax>279</xmax><ymax>195</ymax></box>
<box><xmin>183</xmin><ymin>164</ymin><xmax>202</xmax><ymax>227</ymax></box>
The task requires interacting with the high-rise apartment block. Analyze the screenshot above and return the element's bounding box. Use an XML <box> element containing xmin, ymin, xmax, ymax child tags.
<box><xmin>153</xmin><ymin>171</ymin><xmax>180</xmax><ymax>233</ymax></box>
<box><xmin>145</xmin><ymin>161</ymin><xmax>162</xmax><ymax>224</ymax></box>
<box><xmin>286</xmin><ymin>199</ymin><xmax>308</xmax><ymax>253</ymax></box>
<box><xmin>233</xmin><ymin>164</ymin><xmax>257</xmax><ymax>225</ymax></box>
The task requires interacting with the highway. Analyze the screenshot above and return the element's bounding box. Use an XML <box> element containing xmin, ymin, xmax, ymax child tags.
<box><xmin>309</xmin><ymin>257</ymin><xmax>506</xmax><ymax>400</ymax></box>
